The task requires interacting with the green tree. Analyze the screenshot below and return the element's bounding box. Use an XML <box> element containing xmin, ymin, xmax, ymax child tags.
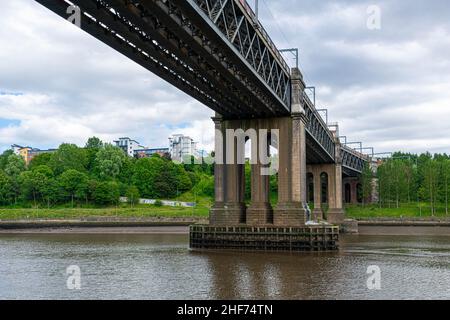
<box><xmin>440</xmin><ymin>160</ymin><xmax>450</xmax><ymax>215</ymax></box>
<box><xmin>361</xmin><ymin>162</ymin><xmax>373</xmax><ymax>206</ymax></box>
<box><xmin>58</xmin><ymin>169</ymin><xmax>89</xmax><ymax>207</ymax></box>
<box><xmin>85</xmin><ymin>137</ymin><xmax>104</xmax><ymax>172</ymax></box>
<box><xmin>94</xmin><ymin>144</ymin><xmax>126</xmax><ymax>180</ymax></box>
<box><xmin>4</xmin><ymin>154</ymin><xmax>26</xmax><ymax>204</ymax></box>
<box><xmin>192</xmin><ymin>174</ymin><xmax>214</xmax><ymax>198</ymax></box>
<box><xmin>0</xmin><ymin>150</ymin><xmax>14</xmax><ymax>170</ymax></box>
<box><xmin>173</xmin><ymin>163</ymin><xmax>193</xmax><ymax>195</ymax></box>
<box><xmin>28</xmin><ymin>153</ymin><xmax>52</xmax><ymax>170</ymax></box>
<box><xmin>85</xmin><ymin>136</ymin><xmax>104</xmax><ymax>149</ymax></box>
<box><xmin>49</xmin><ymin>144</ymin><xmax>88</xmax><ymax>175</ymax></box>
<box><xmin>18</xmin><ymin>171</ymin><xmax>40</xmax><ymax>207</ymax></box>
<box><xmin>132</xmin><ymin>157</ymin><xmax>165</xmax><ymax>198</ymax></box>
<box><xmin>126</xmin><ymin>185</ymin><xmax>140</xmax><ymax>207</ymax></box>
<box><xmin>421</xmin><ymin>159</ymin><xmax>440</xmax><ymax>216</ymax></box>
<box><xmin>0</xmin><ymin>170</ymin><xmax>13</xmax><ymax>205</ymax></box>
<box><xmin>41</xmin><ymin>178</ymin><xmax>58</xmax><ymax>208</ymax></box>
<box><xmin>93</xmin><ymin>181</ymin><xmax>120</xmax><ymax>205</ymax></box>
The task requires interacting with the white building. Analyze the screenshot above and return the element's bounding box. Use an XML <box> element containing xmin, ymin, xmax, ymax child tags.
<box><xmin>11</xmin><ymin>144</ymin><xmax>23</xmax><ymax>155</ymax></box>
<box><xmin>114</xmin><ymin>137</ymin><xmax>145</xmax><ymax>157</ymax></box>
<box><xmin>169</xmin><ymin>134</ymin><xmax>198</xmax><ymax>162</ymax></box>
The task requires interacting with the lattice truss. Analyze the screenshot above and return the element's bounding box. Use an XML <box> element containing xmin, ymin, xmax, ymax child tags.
<box><xmin>192</xmin><ymin>0</ymin><xmax>291</xmax><ymax>109</ymax></box>
<box><xmin>35</xmin><ymin>0</ymin><xmax>291</xmax><ymax>119</ymax></box>
<box><xmin>342</xmin><ymin>148</ymin><xmax>366</xmax><ymax>173</ymax></box>
<box><xmin>303</xmin><ymin>95</ymin><xmax>336</xmax><ymax>160</ymax></box>
<box><xmin>35</xmin><ymin>0</ymin><xmax>369</xmax><ymax>174</ymax></box>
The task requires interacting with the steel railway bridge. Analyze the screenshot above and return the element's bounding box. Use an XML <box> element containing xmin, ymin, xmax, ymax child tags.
<box><xmin>35</xmin><ymin>0</ymin><xmax>372</xmax><ymax>236</ymax></box>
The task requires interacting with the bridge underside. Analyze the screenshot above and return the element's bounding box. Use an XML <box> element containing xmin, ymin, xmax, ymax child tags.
<box><xmin>36</xmin><ymin>0</ymin><xmax>291</xmax><ymax>119</ymax></box>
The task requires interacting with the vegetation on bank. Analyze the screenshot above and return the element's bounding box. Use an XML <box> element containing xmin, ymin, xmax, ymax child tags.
<box><xmin>0</xmin><ymin>204</ymin><xmax>210</xmax><ymax>220</ymax></box>
<box><xmin>375</xmin><ymin>152</ymin><xmax>450</xmax><ymax>215</ymax></box>
<box><xmin>0</xmin><ymin>137</ymin><xmax>215</xmax><ymax>213</ymax></box>
<box><xmin>346</xmin><ymin>204</ymin><xmax>450</xmax><ymax>219</ymax></box>
<box><xmin>1</xmin><ymin>138</ymin><xmax>449</xmax><ymax>220</ymax></box>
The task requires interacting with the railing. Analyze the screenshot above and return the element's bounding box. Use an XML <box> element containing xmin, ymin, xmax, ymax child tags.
<box><xmin>235</xmin><ymin>0</ymin><xmax>290</xmax><ymax>74</ymax></box>
<box><xmin>303</xmin><ymin>92</ymin><xmax>336</xmax><ymax>159</ymax></box>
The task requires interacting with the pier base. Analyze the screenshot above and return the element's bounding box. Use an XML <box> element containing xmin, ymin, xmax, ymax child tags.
<box><xmin>190</xmin><ymin>225</ymin><xmax>339</xmax><ymax>252</ymax></box>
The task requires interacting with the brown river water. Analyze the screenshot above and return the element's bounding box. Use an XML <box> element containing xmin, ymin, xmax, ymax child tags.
<box><xmin>0</xmin><ymin>228</ymin><xmax>449</xmax><ymax>300</ymax></box>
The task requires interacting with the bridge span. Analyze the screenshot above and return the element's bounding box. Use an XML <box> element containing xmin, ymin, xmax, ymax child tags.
<box><xmin>35</xmin><ymin>0</ymin><xmax>374</xmax><ymax>249</ymax></box>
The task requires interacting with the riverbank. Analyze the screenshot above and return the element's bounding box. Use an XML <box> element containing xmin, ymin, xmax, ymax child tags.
<box><xmin>1</xmin><ymin>217</ymin><xmax>449</xmax><ymax>236</ymax></box>
<box><xmin>0</xmin><ymin>225</ymin><xmax>191</xmax><ymax>234</ymax></box>
<box><xmin>0</xmin><ymin>216</ymin><xmax>208</xmax><ymax>232</ymax></box>
<box><xmin>0</xmin><ymin>206</ymin><xmax>209</xmax><ymax>220</ymax></box>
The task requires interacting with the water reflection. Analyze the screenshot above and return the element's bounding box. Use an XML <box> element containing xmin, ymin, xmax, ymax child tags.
<box><xmin>0</xmin><ymin>233</ymin><xmax>449</xmax><ymax>300</ymax></box>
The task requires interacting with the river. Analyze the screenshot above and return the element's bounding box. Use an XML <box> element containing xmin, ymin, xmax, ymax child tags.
<box><xmin>0</xmin><ymin>230</ymin><xmax>449</xmax><ymax>300</ymax></box>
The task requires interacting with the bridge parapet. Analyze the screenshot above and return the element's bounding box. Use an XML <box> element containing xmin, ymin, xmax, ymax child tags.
<box><xmin>303</xmin><ymin>93</ymin><xmax>336</xmax><ymax>161</ymax></box>
<box><xmin>191</xmin><ymin>0</ymin><xmax>291</xmax><ymax>111</ymax></box>
<box><xmin>341</xmin><ymin>145</ymin><xmax>369</xmax><ymax>175</ymax></box>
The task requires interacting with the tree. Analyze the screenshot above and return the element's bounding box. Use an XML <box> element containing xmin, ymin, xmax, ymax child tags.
<box><xmin>41</xmin><ymin>178</ymin><xmax>58</xmax><ymax>208</ymax></box>
<box><xmin>85</xmin><ymin>137</ymin><xmax>104</xmax><ymax>171</ymax></box>
<box><xmin>126</xmin><ymin>185</ymin><xmax>140</xmax><ymax>207</ymax></box>
<box><xmin>94</xmin><ymin>144</ymin><xmax>126</xmax><ymax>180</ymax></box>
<box><xmin>28</xmin><ymin>153</ymin><xmax>52</xmax><ymax>170</ymax></box>
<box><xmin>0</xmin><ymin>170</ymin><xmax>13</xmax><ymax>205</ymax></box>
<box><xmin>132</xmin><ymin>157</ymin><xmax>165</xmax><ymax>198</ymax></box>
<box><xmin>192</xmin><ymin>174</ymin><xmax>214</xmax><ymax>198</ymax></box>
<box><xmin>173</xmin><ymin>163</ymin><xmax>193</xmax><ymax>194</ymax></box>
<box><xmin>4</xmin><ymin>154</ymin><xmax>26</xmax><ymax>204</ymax></box>
<box><xmin>421</xmin><ymin>159</ymin><xmax>440</xmax><ymax>216</ymax></box>
<box><xmin>85</xmin><ymin>136</ymin><xmax>104</xmax><ymax>149</ymax></box>
<box><xmin>18</xmin><ymin>171</ymin><xmax>40</xmax><ymax>207</ymax></box>
<box><xmin>32</xmin><ymin>166</ymin><xmax>55</xmax><ymax>208</ymax></box>
<box><xmin>360</xmin><ymin>162</ymin><xmax>373</xmax><ymax>206</ymax></box>
<box><xmin>49</xmin><ymin>144</ymin><xmax>88</xmax><ymax>175</ymax></box>
<box><xmin>58</xmin><ymin>170</ymin><xmax>89</xmax><ymax>207</ymax></box>
<box><xmin>0</xmin><ymin>150</ymin><xmax>14</xmax><ymax>170</ymax></box>
<box><xmin>93</xmin><ymin>181</ymin><xmax>120</xmax><ymax>206</ymax></box>
<box><xmin>441</xmin><ymin>160</ymin><xmax>450</xmax><ymax>215</ymax></box>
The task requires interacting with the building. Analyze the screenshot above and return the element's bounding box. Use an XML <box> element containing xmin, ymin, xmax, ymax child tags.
<box><xmin>11</xmin><ymin>144</ymin><xmax>23</xmax><ymax>155</ymax></box>
<box><xmin>11</xmin><ymin>144</ymin><xmax>56</xmax><ymax>165</ymax></box>
<box><xmin>169</xmin><ymin>134</ymin><xmax>198</xmax><ymax>162</ymax></box>
<box><xmin>134</xmin><ymin>148</ymin><xmax>170</xmax><ymax>159</ymax></box>
<box><xmin>114</xmin><ymin>137</ymin><xmax>145</xmax><ymax>157</ymax></box>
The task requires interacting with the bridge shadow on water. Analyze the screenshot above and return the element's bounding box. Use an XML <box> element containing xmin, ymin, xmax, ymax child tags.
<box><xmin>189</xmin><ymin>249</ymin><xmax>345</xmax><ymax>300</ymax></box>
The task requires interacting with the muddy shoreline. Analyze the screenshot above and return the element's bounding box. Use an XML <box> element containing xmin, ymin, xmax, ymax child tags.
<box><xmin>0</xmin><ymin>217</ymin><xmax>449</xmax><ymax>236</ymax></box>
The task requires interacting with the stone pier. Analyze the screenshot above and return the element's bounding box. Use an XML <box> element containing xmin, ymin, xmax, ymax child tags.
<box><xmin>191</xmin><ymin>68</ymin><xmax>340</xmax><ymax>252</ymax></box>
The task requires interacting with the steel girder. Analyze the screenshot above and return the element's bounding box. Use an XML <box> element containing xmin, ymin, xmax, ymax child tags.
<box><xmin>185</xmin><ymin>0</ymin><xmax>291</xmax><ymax>112</ymax></box>
<box><xmin>341</xmin><ymin>146</ymin><xmax>367</xmax><ymax>175</ymax></box>
<box><xmin>35</xmin><ymin>0</ymin><xmax>288</xmax><ymax>118</ymax></box>
<box><xmin>35</xmin><ymin>0</ymin><xmax>369</xmax><ymax>175</ymax></box>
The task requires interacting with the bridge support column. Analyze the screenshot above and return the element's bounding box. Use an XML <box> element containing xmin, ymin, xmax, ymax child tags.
<box><xmin>247</xmin><ymin>137</ymin><xmax>273</xmax><ymax>226</ymax></box>
<box><xmin>326</xmin><ymin>163</ymin><xmax>345</xmax><ymax>224</ymax></box>
<box><xmin>210</xmin><ymin>115</ymin><xmax>246</xmax><ymax>225</ymax></box>
<box><xmin>308</xmin><ymin>165</ymin><xmax>323</xmax><ymax>220</ymax></box>
<box><xmin>273</xmin><ymin>68</ymin><xmax>307</xmax><ymax>227</ymax></box>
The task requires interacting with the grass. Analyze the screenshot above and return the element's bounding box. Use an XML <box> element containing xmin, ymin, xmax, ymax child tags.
<box><xmin>346</xmin><ymin>203</ymin><xmax>450</xmax><ymax>219</ymax></box>
<box><xmin>0</xmin><ymin>193</ymin><xmax>213</xmax><ymax>221</ymax></box>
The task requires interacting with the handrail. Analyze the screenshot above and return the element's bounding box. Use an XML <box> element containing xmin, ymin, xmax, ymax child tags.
<box><xmin>235</xmin><ymin>0</ymin><xmax>290</xmax><ymax>74</ymax></box>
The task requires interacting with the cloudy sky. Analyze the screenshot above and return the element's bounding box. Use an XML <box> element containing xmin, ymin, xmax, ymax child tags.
<box><xmin>0</xmin><ymin>0</ymin><xmax>449</xmax><ymax>155</ymax></box>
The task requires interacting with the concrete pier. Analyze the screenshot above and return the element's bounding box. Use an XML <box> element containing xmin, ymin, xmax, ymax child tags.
<box><xmin>190</xmin><ymin>68</ymin><xmax>341</xmax><ymax>252</ymax></box>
